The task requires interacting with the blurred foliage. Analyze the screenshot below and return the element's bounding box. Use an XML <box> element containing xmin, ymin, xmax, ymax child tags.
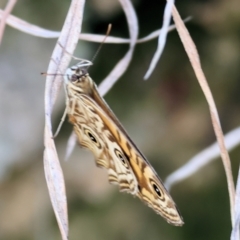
<box><xmin>0</xmin><ymin>0</ymin><xmax>239</xmax><ymax>239</ymax></box>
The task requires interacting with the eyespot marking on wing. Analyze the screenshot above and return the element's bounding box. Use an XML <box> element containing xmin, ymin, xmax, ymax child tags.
<box><xmin>150</xmin><ymin>179</ymin><xmax>164</xmax><ymax>199</ymax></box>
<box><xmin>84</xmin><ymin>128</ymin><xmax>101</xmax><ymax>148</ymax></box>
<box><xmin>114</xmin><ymin>149</ymin><xmax>129</xmax><ymax>168</ymax></box>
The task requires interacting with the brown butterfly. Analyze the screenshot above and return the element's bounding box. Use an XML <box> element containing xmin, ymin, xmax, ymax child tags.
<box><xmin>63</xmin><ymin>59</ymin><xmax>183</xmax><ymax>226</ymax></box>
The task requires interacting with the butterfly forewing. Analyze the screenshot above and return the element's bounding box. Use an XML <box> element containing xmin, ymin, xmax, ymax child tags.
<box><xmin>64</xmin><ymin>61</ymin><xmax>184</xmax><ymax>226</ymax></box>
<box><xmin>68</xmin><ymin>94</ymin><xmax>138</xmax><ymax>194</ymax></box>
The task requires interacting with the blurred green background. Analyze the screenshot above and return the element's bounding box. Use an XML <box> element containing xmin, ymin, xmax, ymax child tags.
<box><xmin>0</xmin><ymin>0</ymin><xmax>239</xmax><ymax>239</ymax></box>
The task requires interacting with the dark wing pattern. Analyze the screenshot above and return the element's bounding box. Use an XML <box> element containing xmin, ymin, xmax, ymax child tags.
<box><xmin>68</xmin><ymin>95</ymin><xmax>138</xmax><ymax>194</ymax></box>
<box><xmin>64</xmin><ymin>66</ymin><xmax>183</xmax><ymax>226</ymax></box>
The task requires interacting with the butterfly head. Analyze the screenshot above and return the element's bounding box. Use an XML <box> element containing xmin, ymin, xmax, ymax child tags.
<box><xmin>64</xmin><ymin>60</ymin><xmax>94</xmax><ymax>94</ymax></box>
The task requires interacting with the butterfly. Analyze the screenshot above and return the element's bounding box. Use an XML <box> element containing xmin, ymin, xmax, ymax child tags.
<box><xmin>62</xmin><ymin>59</ymin><xmax>183</xmax><ymax>226</ymax></box>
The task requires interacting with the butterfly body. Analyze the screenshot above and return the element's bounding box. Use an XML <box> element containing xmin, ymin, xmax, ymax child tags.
<box><xmin>64</xmin><ymin>60</ymin><xmax>184</xmax><ymax>226</ymax></box>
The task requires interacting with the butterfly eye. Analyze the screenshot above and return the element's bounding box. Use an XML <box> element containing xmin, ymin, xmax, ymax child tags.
<box><xmin>71</xmin><ymin>74</ymin><xmax>79</xmax><ymax>82</ymax></box>
<box><xmin>150</xmin><ymin>180</ymin><xmax>163</xmax><ymax>198</ymax></box>
<box><xmin>84</xmin><ymin>129</ymin><xmax>101</xmax><ymax>148</ymax></box>
<box><xmin>114</xmin><ymin>149</ymin><xmax>128</xmax><ymax>168</ymax></box>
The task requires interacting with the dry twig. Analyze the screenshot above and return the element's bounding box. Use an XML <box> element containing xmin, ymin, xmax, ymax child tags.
<box><xmin>0</xmin><ymin>0</ymin><xmax>17</xmax><ymax>45</ymax></box>
<box><xmin>165</xmin><ymin>127</ymin><xmax>240</xmax><ymax>189</ymax></box>
<box><xmin>44</xmin><ymin>0</ymin><xmax>86</xmax><ymax>239</ymax></box>
<box><xmin>171</xmin><ymin>5</ymin><xmax>235</xmax><ymax>227</ymax></box>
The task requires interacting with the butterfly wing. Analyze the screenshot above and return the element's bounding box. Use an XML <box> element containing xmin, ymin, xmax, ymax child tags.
<box><xmin>64</xmin><ymin>65</ymin><xmax>183</xmax><ymax>226</ymax></box>
<box><xmin>67</xmin><ymin>90</ymin><xmax>183</xmax><ymax>226</ymax></box>
<box><xmin>68</xmin><ymin>96</ymin><xmax>138</xmax><ymax>194</ymax></box>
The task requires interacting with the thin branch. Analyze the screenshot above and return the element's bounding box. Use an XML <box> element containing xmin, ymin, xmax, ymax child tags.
<box><xmin>171</xmin><ymin>6</ymin><xmax>235</xmax><ymax>226</ymax></box>
<box><xmin>65</xmin><ymin>132</ymin><xmax>77</xmax><ymax>161</ymax></box>
<box><xmin>44</xmin><ymin>0</ymin><xmax>86</xmax><ymax>239</ymax></box>
<box><xmin>144</xmin><ymin>0</ymin><xmax>175</xmax><ymax>79</ymax></box>
<box><xmin>165</xmin><ymin>127</ymin><xmax>240</xmax><ymax>189</ymax></box>
<box><xmin>98</xmin><ymin>0</ymin><xmax>138</xmax><ymax>96</ymax></box>
<box><xmin>0</xmin><ymin>9</ymin><xmax>185</xmax><ymax>44</ymax></box>
<box><xmin>231</xmin><ymin>165</ymin><xmax>240</xmax><ymax>240</ymax></box>
<box><xmin>137</xmin><ymin>17</ymin><xmax>191</xmax><ymax>43</ymax></box>
<box><xmin>0</xmin><ymin>0</ymin><xmax>17</xmax><ymax>45</ymax></box>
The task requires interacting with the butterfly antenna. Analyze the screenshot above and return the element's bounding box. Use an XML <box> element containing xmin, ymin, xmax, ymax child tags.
<box><xmin>90</xmin><ymin>23</ymin><xmax>112</xmax><ymax>65</ymax></box>
<box><xmin>41</xmin><ymin>73</ymin><xmax>65</xmax><ymax>76</ymax></box>
<box><xmin>41</xmin><ymin>57</ymin><xmax>66</xmax><ymax>76</ymax></box>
